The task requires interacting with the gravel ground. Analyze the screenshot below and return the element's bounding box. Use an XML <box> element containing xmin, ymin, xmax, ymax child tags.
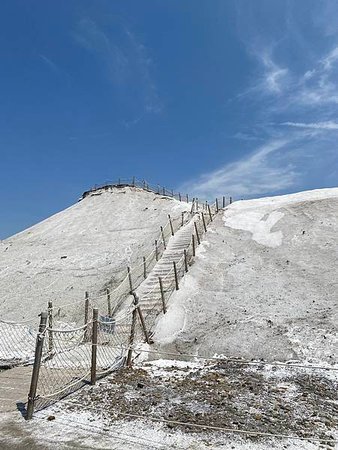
<box><xmin>62</xmin><ymin>360</ymin><xmax>338</xmax><ymax>447</ymax></box>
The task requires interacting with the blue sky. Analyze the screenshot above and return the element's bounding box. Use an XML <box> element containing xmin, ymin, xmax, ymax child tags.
<box><xmin>1</xmin><ymin>1</ymin><xmax>337</xmax><ymax>238</ymax></box>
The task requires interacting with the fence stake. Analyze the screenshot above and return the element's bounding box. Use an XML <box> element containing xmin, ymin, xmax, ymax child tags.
<box><xmin>158</xmin><ymin>277</ymin><xmax>166</xmax><ymax>313</ymax></box>
<box><xmin>132</xmin><ymin>176</ymin><xmax>135</xmax><ymax>187</ymax></box>
<box><xmin>179</xmin><ymin>192</ymin><xmax>181</xmax><ymax>201</ymax></box>
<box><xmin>155</xmin><ymin>240</ymin><xmax>159</xmax><ymax>261</ymax></box>
<box><xmin>229</xmin><ymin>196</ymin><xmax>232</xmax><ymax>204</ymax></box>
<box><xmin>190</xmin><ymin>198</ymin><xmax>195</xmax><ymax>214</ymax></box>
<box><xmin>84</xmin><ymin>291</ymin><xmax>89</xmax><ymax>342</ymax></box>
<box><xmin>222</xmin><ymin>196</ymin><xmax>226</xmax><ymax>208</ymax></box>
<box><xmin>201</xmin><ymin>212</ymin><xmax>207</xmax><ymax>232</ymax></box>
<box><xmin>192</xmin><ymin>234</ymin><xmax>196</xmax><ymax>256</ymax></box>
<box><xmin>26</xmin><ymin>311</ymin><xmax>48</xmax><ymax>420</ymax></box>
<box><xmin>186</xmin><ymin>194</ymin><xmax>189</xmax><ymax>203</ymax></box>
<box><xmin>173</xmin><ymin>262</ymin><xmax>179</xmax><ymax>290</ymax></box>
<box><xmin>207</xmin><ymin>204</ymin><xmax>213</xmax><ymax>222</ymax></box>
<box><xmin>205</xmin><ymin>201</ymin><xmax>208</xmax><ymax>211</ymax></box>
<box><xmin>181</xmin><ymin>212</ymin><xmax>184</xmax><ymax>227</ymax></box>
<box><xmin>107</xmin><ymin>288</ymin><xmax>112</xmax><ymax>316</ymax></box>
<box><xmin>196</xmin><ymin>198</ymin><xmax>199</xmax><ymax>211</ymax></box>
<box><xmin>194</xmin><ymin>221</ymin><xmax>200</xmax><ymax>245</ymax></box>
<box><xmin>48</xmin><ymin>301</ymin><xmax>53</xmax><ymax>352</ymax></box>
<box><xmin>126</xmin><ymin>302</ymin><xmax>137</xmax><ymax>367</ymax></box>
<box><xmin>127</xmin><ymin>266</ymin><xmax>133</xmax><ymax>293</ymax></box>
<box><xmin>184</xmin><ymin>250</ymin><xmax>188</xmax><ymax>272</ymax></box>
<box><xmin>90</xmin><ymin>308</ymin><xmax>98</xmax><ymax>385</ymax></box>
<box><xmin>143</xmin><ymin>256</ymin><xmax>147</xmax><ymax>279</ymax></box>
<box><xmin>216</xmin><ymin>198</ymin><xmax>219</xmax><ymax>212</ymax></box>
<box><xmin>160</xmin><ymin>226</ymin><xmax>166</xmax><ymax>249</ymax></box>
<box><xmin>132</xmin><ymin>293</ymin><xmax>151</xmax><ymax>344</ymax></box>
<box><xmin>168</xmin><ymin>214</ymin><xmax>174</xmax><ymax>236</ymax></box>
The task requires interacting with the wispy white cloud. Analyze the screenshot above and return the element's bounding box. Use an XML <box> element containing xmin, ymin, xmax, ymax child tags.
<box><xmin>281</xmin><ymin>121</ymin><xmax>338</xmax><ymax>130</ymax></box>
<box><xmin>178</xmin><ymin>140</ymin><xmax>297</xmax><ymax>198</ymax></box>
<box><xmin>73</xmin><ymin>18</ymin><xmax>162</xmax><ymax>117</ymax></box>
<box><xmin>260</xmin><ymin>52</ymin><xmax>289</xmax><ymax>94</ymax></box>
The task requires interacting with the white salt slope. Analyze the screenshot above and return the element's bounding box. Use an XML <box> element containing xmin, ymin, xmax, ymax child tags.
<box><xmin>154</xmin><ymin>188</ymin><xmax>338</xmax><ymax>364</ymax></box>
<box><xmin>0</xmin><ymin>186</ymin><xmax>189</xmax><ymax>321</ymax></box>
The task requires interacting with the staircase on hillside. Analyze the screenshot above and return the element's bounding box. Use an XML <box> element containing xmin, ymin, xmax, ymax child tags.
<box><xmin>135</xmin><ymin>215</ymin><xmax>198</xmax><ymax>328</ymax></box>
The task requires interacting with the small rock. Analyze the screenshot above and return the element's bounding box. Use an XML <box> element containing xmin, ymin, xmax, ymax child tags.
<box><xmin>47</xmin><ymin>415</ymin><xmax>55</xmax><ymax>421</ymax></box>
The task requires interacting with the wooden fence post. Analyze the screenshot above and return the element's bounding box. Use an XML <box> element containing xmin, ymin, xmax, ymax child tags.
<box><xmin>126</xmin><ymin>303</ymin><xmax>137</xmax><ymax>367</ymax></box>
<box><xmin>230</xmin><ymin>196</ymin><xmax>233</xmax><ymax>204</ymax></box>
<box><xmin>201</xmin><ymin>213</ymin><xmax>207</xmax><ymax>232</ymax></box>
<box><xmin>207</xmin><ymin>204</ymin><xmax>213</xmax><ymax>222</ymax></box>
<box><xmin>179</xmin><ymin>192</ymin><xmax>181</xmax><ymax>201</ymax></box>
<box><xmin>168</xmin><ymin>214</ymin><xmax>174</xmax><ymax>236</ymax></box>
<box><xmin>192</xmin><ymin>235</ymin><xmax>196</xmax><ymax>256</ymax></box>
<box><xmin>194</xmin><ymin>222</ymin><xmax>200</xmax><ymax>245</ymax></box>
<box><xmin>181</xmin><ymin>212</ymin><xmax>184</xmax><ymax>227</ymax></box>
<box><xmin>143</xmin><ymin>256</ymin><xmax>147</xmax><ymax>279</ymax></box>
<box><xmin>196</xmin><ymin>198</ymin><xmax>199</xmax><ymax>211</ymax></box>
<box><xmin>173</xmin><ymin>262</ymin><xmax>179</xmax><ymax>290</ymax></box>
<box><xmin>48</xmin><ymin>301</ymin><xmax>53</xmax><ymax>352</ymax></box>
<box><xmin>186</xmin><ymin>194</ymin><xmax>189</xmax><ymax>203</ymax></box>
<box><xmin>26</xmin><ymin>312</ymin><xmax>48</xmax><ymax>420</ymax></box>
<box><xmin>161</xmin><ymin>226</ymin><xmax>166</xmax><ymax>249</ymax></box>
<box><xmin>184</xmin><ymin>250</ymin><xmax>188</xmax><ymax>272</ymax></box>
<box><xmin>84</xmin><ymin>291</ymin><xmax>89</xmax><ymax>342</ymax></box>
<box><xmin>216</xmin><ymin>198</ymin><xmax>219</xmax><ymax>212</ymax></box>
<box><xmin>132</xmin><ymin>293</ymin><xmax>151</xmax><ymax>344</ymax></box>
<box><xmin>222</xmin><ymin>196</ymin><xmax>226</xmax><ymax>208</ymax></box>
<box><xmin>107</xmin><ymin>288</ymin><xmax>112</xmax><ymax>316</ymax></box>
<box><xmin>132</xmin><ymin>176</ymin><xmax>135</xmax><ymax>187</ymax></box>
<box><xmin>90</xmin><ymin>308</ymin><xmax>98</xmax><ymax>385</ymax></box>
<box><xmin>155</xmin><ymin>240</ymin><xmax>159</xmax><ymax>261</ymax></box>
<box><xmin>158</xmin><ymin>277</ymin><xmax>166</xmax><ymax>313</ymax></box>
<box><xmin>127</xmin><ymin>267</ymin><xmax>133</xmax><ymax>293</ymax></box>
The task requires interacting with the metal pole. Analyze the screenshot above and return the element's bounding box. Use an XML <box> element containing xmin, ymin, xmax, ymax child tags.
<box><xmin>107</xmin><ymin>288</ymin><xmax>112</xmax><ymax>316</ymax></box>
<box><xmin>168</xmin><ymin>214</ymin><xmax>174</xmax><ymax>236</ymax></box>
<box><xmin>161</xmin><ymin>226</ymin><xmax>166</xmax><ymax>249</ymax></box>
<box><xmin>158</xmin><ymin>277</ymin><xmax>166</xmax><ymax>313</ymax></box>
<box><xmin>91</xmin><ymin>308</ymin><xmax>98</xmax><ymax>385</ymax></box>
<box><xmin>192</xmin><ymin>235</ymin><xmax>196</xmax><ymax>256</ymax></box>
<box><xmin>26</xmin><ymin>312</ymin><xmax>47</xmax><ymax>420</ymax></box>
<box><xmin>194</xmin><ymin>221</ymin><xmax>200</xmax><ymax>245</ymax></box>
<box><xmin>184</xmin><ymin>250</ymin><xmax>188</xmax><ymax>272</ymax></box>
<box><xmin>48</xmin><ymin>301</ymin><xmax>53</xmax><ymax>352</ymax></box>
<box><xmin>127</xmin><ymin>267</ymin><xmax>133</xmax><ymax>293</ymax></box>
<box><xmin>201</xmin><ymin>213</ymin><xmax>207</xmax><ymax>232</ymax></box>
<box><xmin>143</xmin><ymin>256</ymin><xmax>147</xmax><ymax>279</ymax></box>
<box><xmin>173</xmin><ymin>262</ymin><xmax>179</xmax><ymax>290</ymax></box>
